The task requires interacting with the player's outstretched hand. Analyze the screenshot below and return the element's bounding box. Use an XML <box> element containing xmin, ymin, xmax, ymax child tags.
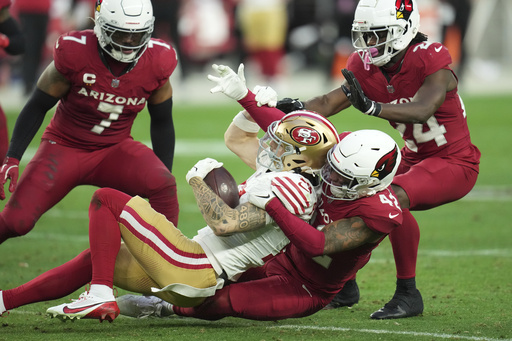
<box><xmin>341</xmin><ymin>69</ymin><xmax>382</xmax><ymax>117</ymax></box>
<box><xmin>0</xmin><ymin>157</ymin><xmax>19</xmax><ymax>200</ymax></box>
<box><xmin>253</xmin><ymin>85</ymin><xmax>278</xmax><ymax>107</ymax></box>
<box><xmin>186</xmin><ymin>158</ymin><xmax>223</xmax><ymax>184</ymax></box>
<box><xmin>208</xmin><ymin>63</ymin><xmax>249</xmax><ymax>101</ymax></box>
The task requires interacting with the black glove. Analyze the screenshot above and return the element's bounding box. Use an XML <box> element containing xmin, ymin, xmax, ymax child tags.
<box><xmin>341</xmin><ymin>69</ymin><xmax>382</xmax><ymax>117</ymax></box>
<box><xmin>276</xmin><ymin>98</ymin><xmax>305</xmax><ymax>114</ymax></box>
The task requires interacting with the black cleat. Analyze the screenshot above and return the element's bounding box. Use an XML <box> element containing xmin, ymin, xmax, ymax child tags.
<box><xmin>323</xmin><ymin>279</ymin><xmax>360</xmax><ymax>310</ymax></box>
<box><xmin>370</xmin><ymin>289</ymin><xmax>423</xmax><ymax>319</ymax></box>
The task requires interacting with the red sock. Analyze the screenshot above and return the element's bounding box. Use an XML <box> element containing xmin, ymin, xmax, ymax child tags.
<box><xmin>389</xmin><ymin>209</ymin><xmax>420</xmax><ymax>279</ymax></box>
<box><xmin>89</xmin><ymin>188</ymin><xmax>131</xmax><ymax>287</ymax></box>
<box><xmin>3</xmin><ymin>249</ymin><xmax>92</xmax><ymax>310</ymax></box>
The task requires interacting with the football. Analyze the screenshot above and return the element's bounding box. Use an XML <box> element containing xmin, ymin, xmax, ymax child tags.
<box><xmin>204</xmin><ymin>166</ymin><xmax>240</xmax><ymax>208</ymax></box>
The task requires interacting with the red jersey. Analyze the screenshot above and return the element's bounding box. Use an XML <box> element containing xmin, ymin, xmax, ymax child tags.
<box><xmin>43</xmin><ymin>30</ymin><xmax>177</xmax><ymax>150</ymax></box>
<box><xmin>347</xmin><ymin>42</ymin><xmax>479</xmax><ymax>169</ymax></box>
<box><xmin>275</xmin><ymin>187</ymin><xmax>402</xmax><ymax>295</ymax></box>
<box><xmin>0</xmin><ymin>0</ymin><xmax>10</xmax><ymax>9</ymax></box>
<box><xmin>11</xmin><ymin>0</ymin><xmax>49</xmax><ymax>14</ymax></box>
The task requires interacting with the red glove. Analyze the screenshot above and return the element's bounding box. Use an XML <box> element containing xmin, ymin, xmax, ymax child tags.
<box><xmin>0</xmin><ymin>33</ymin><xmax>10</xmax><ymax>49</ymax></box>
<box><xmin>0</xmin><ymin>157</ymin><xmax>19</xmax><ymax>200</ymax></box>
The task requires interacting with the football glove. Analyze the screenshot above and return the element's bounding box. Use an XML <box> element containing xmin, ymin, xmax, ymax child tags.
<box><xmin>208</xmin><ymin>64</ymin><xmax>248</xmax><ymax>101</ymax></box>
<box><xmin>0</xmin><ymin>157</ymin><xmax>19</xmax><ymax>200</ymax></box>
<box><xmin>186</xmin><ymin>158</ymin><xmax>223</xmax><ymax>184</ymax></box>
<box><xmin>253</xmin><ymin>85</ymin><xmax>278</xmax><ymax>107</ymax></box>
<box><xmin>246</xmin><ymin>172</ymin><xmax>275</xmax><ymax>209</ymax></box>
<box><xmin>341</xmin><ymin>69</ymin><xmax>382</xmax><ymax>117</ymax></box>
<box><xmin>276</xmin><ymin>97</ymin><xmax>304</xmax><ymax>114</ymax></box>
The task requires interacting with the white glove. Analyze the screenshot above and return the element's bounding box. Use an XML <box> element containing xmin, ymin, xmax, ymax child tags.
<box><xmin>246</xmin><ymin>173</ymin><xmax>275</xmax><ymax>209</ymax></box>
<box><xmin>208</xmin><ymin>64</ymin><xmax>249</xmax><ymax>101</ymax></box>
<box><xmin>253</xmin><ymin>85</ymin><xmax>278</xmax><ymax>107</ymax></box>
<box><xmin>186</xmin><ymin>158</ymin><xmax>223</xmax><ymax>184</ymax></box>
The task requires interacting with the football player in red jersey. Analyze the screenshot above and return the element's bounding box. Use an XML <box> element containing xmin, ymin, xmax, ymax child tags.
<box><xmin>113</xmin><ymin>64</ymin><xmax>405</xmax><ymax>321</ymax></box>
<box><xmin>122</xmin><ymin>128</ymin><xmax>405</xmax><ymax>321</ymax></box>
<box><xmin>0</xmin><ymin>111</ymin><xmax>339</xmax><ymax>322</ymax></box>
<box><xmin>0</xmin><ymin>0</ymin><xmax>24</xmax><ymax>162</ymax></box>
<box><xmin>256</xmin><ymin>0</ymin><xmax>481</xmax><ymax>319</ymax></box>
<box><xmin>0</xmin><ymin>0</ymin><xmax>180</xmax><ymax>243</ymax></box>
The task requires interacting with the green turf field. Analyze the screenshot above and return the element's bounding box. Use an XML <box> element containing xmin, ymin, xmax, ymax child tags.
<box><xmin>0</xmin><ymin>94</ymin><xmax>510</xmax><ymax>341</ymax></box>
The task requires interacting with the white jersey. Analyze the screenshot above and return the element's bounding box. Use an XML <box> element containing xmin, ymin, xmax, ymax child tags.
<box><xmin>193</xmin><ymin>167</ymin><xmax>317</xmax><ymax>282</ymax></box>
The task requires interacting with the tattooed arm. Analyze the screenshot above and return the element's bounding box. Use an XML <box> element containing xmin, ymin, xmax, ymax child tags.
<box><xmin>321</xmin><ymin>216</ymin><xmax>384</xmax><ymax>255</ymax></box>
<box><xmin>265</xmin><ymin>198</ymin><xmax>384</xmax><ymax>257</ymax></box>
<box><xmin>189</xmin><ymin>177</ymin><xmax>267</xmax><ymax>236</ymax></box>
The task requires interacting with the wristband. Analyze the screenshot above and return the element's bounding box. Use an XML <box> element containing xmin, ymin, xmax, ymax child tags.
<box><xmin>232</xmin><ymin>111</ymin><xmax>260</xmax><ymax>133</ymax></box>
<box><xmin>364</xmin><ymin>102</ymin><xmax>382</xmax><ymax>117</ymax></box>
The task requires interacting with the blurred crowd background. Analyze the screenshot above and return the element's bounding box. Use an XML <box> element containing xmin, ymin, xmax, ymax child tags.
<box><xmin>0</xmin><ymin>0</ymin><xmax>510</xmax><ymax>107</ymax></box>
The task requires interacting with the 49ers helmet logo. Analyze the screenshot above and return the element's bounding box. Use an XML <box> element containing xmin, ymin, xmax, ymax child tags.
<box><xmin>290</xmin><ymin>126</ymin><xmax>320</xmax><ymax>145</ymax></box>
<box><xmin>395</xmin><ymin>0</ymin><xmax>413</xmax><ymax>21</ymax></box>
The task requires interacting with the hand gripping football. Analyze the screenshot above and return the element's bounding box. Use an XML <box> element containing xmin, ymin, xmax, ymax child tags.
<box><xmin>203</xmin><ymin>166</ymin><xmax>240</xmax><ymax>208</ymax></box>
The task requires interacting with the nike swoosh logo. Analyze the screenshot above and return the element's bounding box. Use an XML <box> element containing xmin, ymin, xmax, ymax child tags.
<box><xmin>62</xmin><ymin>304</ymin><xmax>99</xmax><ymax>314</ymax></box>
<box><xmin>389</xmin><ymin>213</ymin><xmax>399</xmax><ymax>219</ymax></box>
<box><xmin>255</xmin><ymin>194</ymin><xmax>271</xmax><ymax>199</ymax></box>
<box><xmin>435</xmin><ymin>46</ymin><xmax>442</xmax><ymax>53</ymax></box>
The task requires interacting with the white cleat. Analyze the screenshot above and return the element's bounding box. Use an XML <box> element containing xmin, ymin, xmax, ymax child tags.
<box><xmin>116</xmin><ymin>295</ymin><xmax>173</xmax><ymax>318</ymax></box>
<box><xmin>46</xmin><ymin>292</ymin><xmax>119</xmax><ymax>323</ymax></box>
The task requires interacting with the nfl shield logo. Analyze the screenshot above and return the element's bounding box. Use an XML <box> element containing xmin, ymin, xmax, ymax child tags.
<box><xmin>111</xmin><ymin>79</ymin><xmax>120</xmax><ymax>88</ymax></box>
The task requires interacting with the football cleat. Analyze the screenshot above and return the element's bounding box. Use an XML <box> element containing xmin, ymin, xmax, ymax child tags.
<box><xmin>323</xmin><ymin>279</ymin><xmax>360</xmax><ymax>310</ymax></box>
<box><xmin>116</xmin><ymin>295</ymin><xmax>173</xmax><ymax>318</ymax></box>
<box><xmin>370</xmin><ymin>289</ymin><xmax>423</xmax><ymax>319</ymax></box>
<box><xmin>46</xmin><ymin>292</ymin><xmax>119</xmax><ymax>323</ymax></box>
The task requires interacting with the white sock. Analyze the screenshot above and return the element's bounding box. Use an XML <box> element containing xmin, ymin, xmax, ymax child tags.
<box><xmin>88</xmin><ymin>284</ymin><xmax>115</xmax><ymax>301</ymax></box>
<box><xmin>0</xmin><ymin>291</ymin><xmax>6</xmax><ymax>314</ymax></box>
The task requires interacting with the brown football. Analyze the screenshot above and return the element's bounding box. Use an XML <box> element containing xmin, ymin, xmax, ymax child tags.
<box><xmin>203</xmin><ymin>166</ymin><xmax>240</xmax><ymax>208</ymax></box>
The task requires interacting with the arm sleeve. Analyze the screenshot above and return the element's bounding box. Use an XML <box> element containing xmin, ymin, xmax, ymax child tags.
<box><xmin>148</xmin><ymin>97</ymin><xmax>175</xmax><ymax>172</ymax></box>
<box><xmin>7</xmin><ymin>88</ymin><xmax>59</xmax><ymax>160</ymax></box>
<box><xmin>265</xmin><ymin>197</ymin><xmax>325</xmax><ymax>257</ymax></box>
<box><xmin>238</xmin><ymin>91</ymin><xmax>286</xmax><ymax>131</ymax></box>
<box><xmin>0</xmin><ymin>16</ymin><xmax>24</xmax><ymax>55</ymax></box>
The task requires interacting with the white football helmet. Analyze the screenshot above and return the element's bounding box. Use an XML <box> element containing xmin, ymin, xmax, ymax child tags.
<box><xmin>257</xmin><ymin>111</ymin><xmax>340</xmax><ymax>177</ymax></box>
<box><xmin>351</xmin><ymin>0</ymin><xmax>420</xmax><ymax>67</ymax></box>
<box><xmin>321</xmin><ymin>129</ymin><xmax>401</xmax><ymax>201</ymax></box>
<box><xmin>94</xmin><ymin>0</ymin><xmax>155</xmax><ymax>63</ymax></box>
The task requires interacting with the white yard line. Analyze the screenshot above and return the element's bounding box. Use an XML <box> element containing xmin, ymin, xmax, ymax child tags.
<box><xmin>6</xmin><ymin>311</ymin><xmax>510</xmax><ymax>341</ymax></box>
<box><xmin>269</xmin><ymin>325</ymin><xmax>512</xmax><ymax>341</ymax></box>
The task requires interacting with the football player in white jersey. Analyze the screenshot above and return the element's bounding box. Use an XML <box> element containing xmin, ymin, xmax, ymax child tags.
<box><xmin>0</xmin><ymin>109</ymin><xmax>339</xmax><ymax>322</ymax></box>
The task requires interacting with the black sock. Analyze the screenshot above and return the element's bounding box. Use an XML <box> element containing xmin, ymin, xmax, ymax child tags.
<box><xmin>396</xmin><ymin>278</ymin><xmax>417</xmax><ymax>293</ymax></box>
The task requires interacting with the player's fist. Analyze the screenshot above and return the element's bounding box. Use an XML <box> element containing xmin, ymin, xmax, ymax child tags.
<box><xmin>253</xmin><ymin>85</ymin><xmax>277</xmax><ymax>107</ymax></box>
<box><xmin>0</xmin><ymin>33</ymin><xmax>9</xmax><ymax>49</ymax></box>
<box><xmin>186</xmin><ymin>158</ymin><xmax>223</xmax><ymax>184</ymax></box>
<box><xmin>208</xmin><ymin>63</ymin><xmax>249</xmax><ymax>101</ymax></box>
<box><xmin>0</xmin><ymin>157</ymin><xmax>19</xmax><ymax>200</ymax></box>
